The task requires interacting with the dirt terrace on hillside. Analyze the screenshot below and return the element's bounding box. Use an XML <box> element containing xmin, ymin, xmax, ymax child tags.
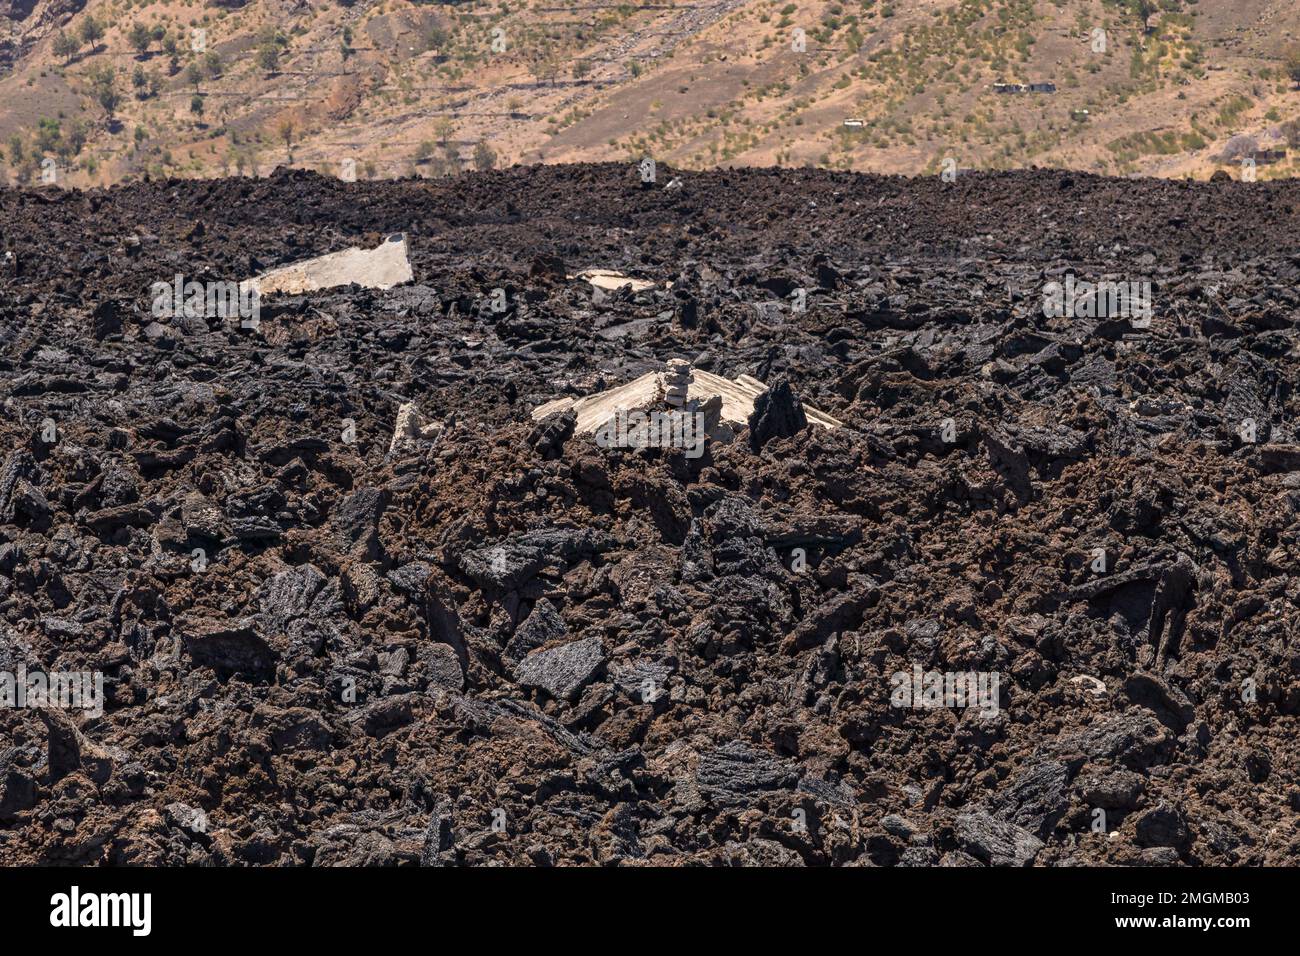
<box><xmin>1</xmin><ymin>163</ymin><xmax>1299</xmax><ymax>866</ymax></box>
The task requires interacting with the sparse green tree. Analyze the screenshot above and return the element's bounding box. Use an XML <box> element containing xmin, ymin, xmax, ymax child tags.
<box><xmin>53</xmin><ymin>30</ymin><xmax>78</xmax><ymax>64</ymax></box>
<box><xmin>89</xmin><ymin>65</ymin><xmax>119</xmax><ymax>121</ymax></box>
<box><xmin>185</xmin><ymin>62</ymin><xmax>203</xmax><ymax>91</ymax></box>
<box><xmin>78</xmin><ymin>15</ymin><xmax>105</xmax><ymax>54</ymax></box>
<box><xmin>128</xmin><ymin>22</ymin><xmax>152</xmax><ymax>57</ymax></box>
<box><xmin>277</xmin><ymin>117</ymin><xmax>296</xmax><ymax>158</ymax></box>
<box><xmin>203</xmin><ymin>51</ymin><xmax>223</xmax><ymax>79</ymax></box>
<box><xmin>1135</xmin><ymin>0</ymin><xmax>1156</xmax><ymax>32</ymax></box>
<box><xmin>340</xmin><ymin>26</ymin><xmax>354</xmax><ymax>69</ymax></box>
<box><xmin>257</xmin><ymin>43</ymin><xmax>280</xmax><ymax>74</ymax></box>
<box><xmin>1282</xmin><ymin>118</ymin><xmax>1300</xmax><ymax>149</ymax></box>
<box><xmin>436</xmin><ymin>144</ymin><xmax>461</xmax><ymax>177</ymax></box>
<box><xmin>1287</xmin><ymin>46</ymin><xmax>1300</xmax><ymax>87</ymax></box>
<box><xmin>34</xmin><ymin>117</ymin><xmax>61</xmax><ymax>155</ymax></box>
<box><xmin>473</xmin><ymin>139</ymin><xmax>496</xmax><ymax>171</ymax></box>
<box><xmin>421</xmin><ymin>24</ymin><xmax>448</xmax><ymax>53</ymax></box>
<box><xmin>434</xmin><ymin>117</ymin><xmax>454</xmax><ymax>147</ymax></box>
<box><xmin>191</xmin><ymin>94</ymin><xmax>204</xmax><ymax>124</ymax></box>
<box><xmin>55</xmin><ymin>119</ymin><xmax>86</xmax><ymax>160</ymax></box>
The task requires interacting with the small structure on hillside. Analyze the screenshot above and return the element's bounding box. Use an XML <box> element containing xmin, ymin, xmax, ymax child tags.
<box><xmin>993</xmin><ymin>82</ymin><xmax>1056</xmax><ymax>94</ymax></box>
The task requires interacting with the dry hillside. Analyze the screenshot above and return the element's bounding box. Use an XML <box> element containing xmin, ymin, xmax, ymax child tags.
<box><xmin>1</xmin><ymin>0</ymin><xmax>1299</xmax><ymax>187</ymax></box>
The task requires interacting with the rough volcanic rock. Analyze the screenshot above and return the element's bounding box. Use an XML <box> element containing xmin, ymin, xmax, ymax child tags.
<box><xmin>512</xmin><ymin>636</ymin><xmax>605</xmax><ymax>700</ymax></box>
<box><xmin>0</xmin><ymin>164</ymin><xmax>1297</xmax><ymax>867</ymax></box>
<box><xmin>953</xmin><ymin>811</ymin><xmax>1045</xmax><ymax>867</ymax></box>
<box><xmin>747</xmin><ymin>378</ymin><xmax>809</xmax><ymax>451</ymax></box>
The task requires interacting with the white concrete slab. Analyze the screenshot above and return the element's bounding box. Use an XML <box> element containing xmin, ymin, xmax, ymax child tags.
<box><xmin>533</xmin><ymin>367</ymin><xmax>842</xmax><ymax>433</ymax></box>
<box><xmin>241</xmin><ymin>233</ymin><xmax>413</xmax><ymax>297</ymax></box>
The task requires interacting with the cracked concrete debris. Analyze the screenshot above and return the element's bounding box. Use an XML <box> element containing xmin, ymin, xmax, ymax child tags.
<box><xmin>532</xmin><ymin>364</ymin><xmax>842</xmax><ymax>435</ymax></box>
<box><xmin>571</xmin><ymin>269</ymin><xmax>656</xmax><ymax>292</ymax></box>
<box><xmin>389</xmin><ymin>403</ymin><xmax>444</xmax><ymax>455</ymax></box>
<box><xmin>241</xmin><ymin>233</ymin><xmax>413</xmax><ymax>297</ymax></box>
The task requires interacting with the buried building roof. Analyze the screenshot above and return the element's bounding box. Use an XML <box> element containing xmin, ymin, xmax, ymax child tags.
<box><xmin>240</xmin><ymin>233</ymin><xmax>413</xmax><ymax>297</ymax></box>
<box><xmin>532</xmin><ymin>365</ymin><xmax>842</xmax><ymax>434</ymax></box>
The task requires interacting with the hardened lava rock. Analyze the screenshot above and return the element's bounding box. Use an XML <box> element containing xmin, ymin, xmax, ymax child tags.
<box><xmin>0</xmin><ymin>163</ymin><xmax>1298</xmax><ymax>866</ymax></box>
<box><xmin>747</xmin><ymin>378</ymin><xmax>809</xmax><ymax>452</ymax></box>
